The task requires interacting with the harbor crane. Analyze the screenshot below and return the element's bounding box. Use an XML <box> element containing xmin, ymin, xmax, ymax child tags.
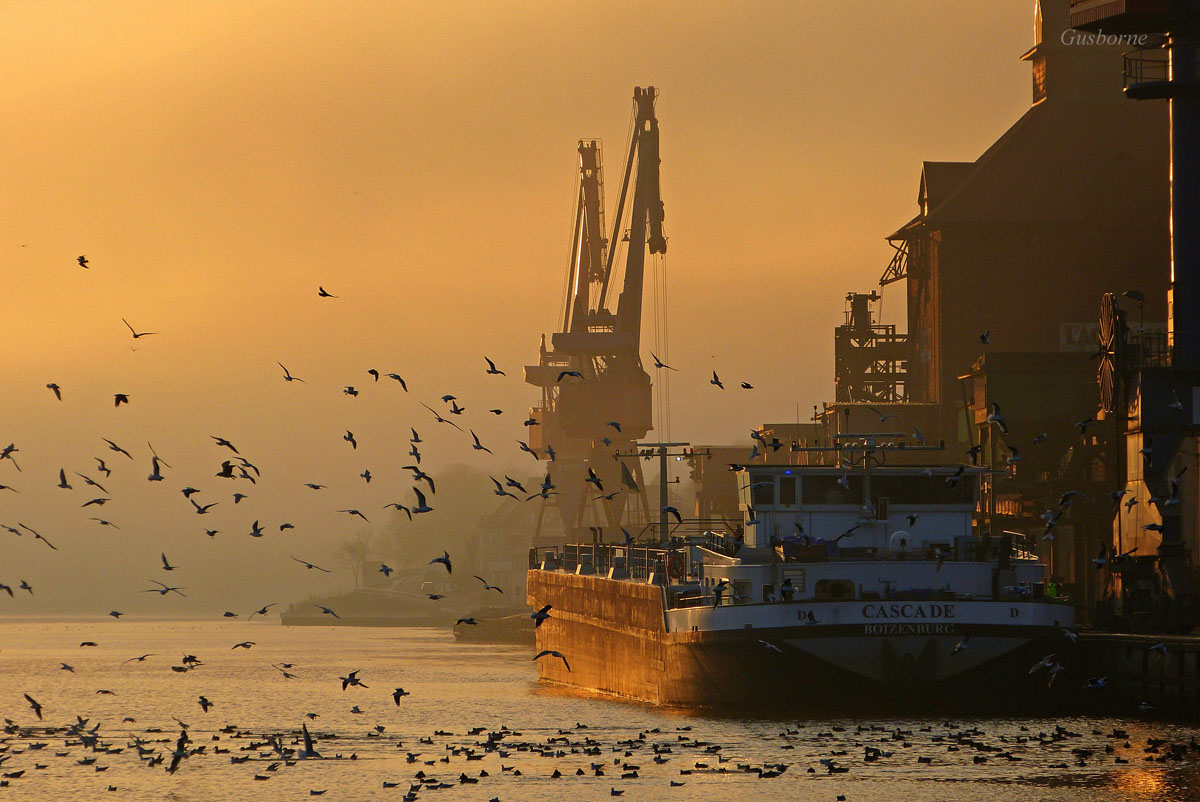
<box><xmin>524</xmin><ymin>86</ymin><xmax>666</xmax><ymax>541</ymax></box>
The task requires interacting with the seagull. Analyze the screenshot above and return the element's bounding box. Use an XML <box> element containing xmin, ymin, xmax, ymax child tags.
<box><xmin>190</xmin><ymin>499</ymin><xmax>218</xmax><ymax>514</ymax></box>
<box><xmin>315</xmin><ymin>605</ymin><xmax>340</xmax><ymax>619</ymax></box>
<box><xmin>412</xmin><ymin>487</ymin><xmax>434</xmax><ymax>514</ymax></box>
<box><xmin>121</xmin><ymin>318</ymin><xmax>157</xmax><ymax>338</ymax></box>
<box><xmin>400</xmin><ymin>464</ymin><xmax>434</xmax><ymax>493</ymax></box>
<box><xmin>740</xmin><ymin>381</ymin><xmax>754</xmax><ymax>389</ymax></box>
<box><xmin>249</xmin><ymin>603</ymin><xmax>276</xmax><ymax>619</ymax></box>
<box><xmin>94</xmin><ymin>457</ymin><xmax>112</xmax><ymax>476</ymax></box>
<box><xmin>18</xmin><ymin>523</ymin><xmax>56</xmax><ymax>550</ymax></box>
<box><xmin>215</xmin><ymin>460</ymin><xmax>235</xmax><ymax>478</ymax></box>
<box><xmin>1149</xmin><ymin>642</ymin><xmax>1168</xmax><ymax>656</ymax></box>
<box><xmin>304</xmin><ymin>483</ymin><xmax>326</xmax><ymax>490</ymax></box>
<box><xmin>231</xmin><ymin>642</ymin><xmax>255</xmax><ymax>650</ymax></box>
<box><xmin>650</xmin><ymin>352</ymin><xmax>677</xmax><ymax>370</ymax></box>
<box><xmin>490</xmin><ymin>477</ymin><xmax>518</xmax><ymax>499</ymax></box>
<box><xmin>710</xmin><ymin>371</ymin><xmax>724</xmax><ymax>389</ymax></box>
<box><xmin>292</xmin><ymin>556</ymin><xmax>331</xmax><ymax>573</ymax></box>
<box><xmin>1029</xmin><ymin>653</ymin><xmax>1056</xmax><ymax>674</ymax></box>
<box><xmin>429</xmin><ymin>551</ymin><xmax>452</xmax><ymax>574</ymax></box>
<box><xmin>504</xmin><ymin>476</ymin><xmax>527</xmax><ymax>494</ymax></box>
<box><xmin>419</xmin><ymin>402</ymin><xmax>462</xmax><ymax>430</ymax></box>
<box><xmin>198</xmin><ymin>696</ymin><xmax>214</xmax><ymax>712</ymax></box>
<box><xmin>470</xmin><ymin>430</ymin><xmax>492</xmax><ymax>454</ymax></box>
<box><xmin>379</xmin><ymin>563</ymin><xmax>393</xmax><ymax>577</ymax></box>
<box><xmin>360</xmin><ymin>469</ymin><xmax>372</xmax><ymax>483</ymax></box>
<box><xmin>386</xmin><ymin>373</ymin><xmax>408</xmax><ymax>390</ymax></box>
<box><xmin>123</xmin><ymin>653</ymin><xmax>154</xmax><ymax>663</ymax></box>
<box><xmin>60</xmin><ymin>662</ymin><xmax>75</xmax><ymax>672</ymax></box>
<box><xmin>109</xmin><ymin>610</ymin><xmax>123</xmax><ymax>618</ymax></box>
<box><xmin>557</xmin><ymin>370</ymin><xmax>584</xmax><ymax>382</ymax></box>
<box><xmin>456</xmin><ymin>617</ymin><xmax>479</xmax><ymax>625</ymax></box>
<box><xmin>338</xmin><ymin>509</ymin><xmax>369</xmax><ymax>522</ymax></box>
<box><xmin>77</xmin><ymin>254</ymin><xmax>89</xmax><ymax>268</ymax></box>
<box><xmin>979</xmin><ymin>330</ymin><xmax>990</xmax><ymax>345</ymax></box>
<box><xmin>531</xmin><ymin>605</ymin><xmax>552</xmax><ymax>627</ymax></box>
<box><xmin>19</xmin><ymin>580</ymin><xmax>32</xmax><ymax>594</ymax></box>
<box><xmin>344</xmin><ymin>430</ymin><xmax>357</xmax><ymax>449</ymax></box>
<box><xmin>147</xmin><ymin>453</ymin><xmax>169</xmax><ymax>481</ymax></box>
<box><xmin>248</xmin><ymin>520</ymin><xmax>265</xmax><ymax>538</ymax></box>
<box><xmin>383</xmin><ymin>502</ymin><xmax>412</xmax><ymax>520</ymax></box>
<box><xmin>143</xmin><ymin>579</ymin><xmax>186</xmax><ymax>597</ymax></box>
<box><xmin>278</xmin><ymin>362</ymin><xmax>305</xmax><ymax>382</ymax></box>
<box><xmin>474</xmin><ymin>575</ymin><xmax>503</xmax><ymax>593</ymax></box>
<box><xmin>1085</xmin><ymin>676</ymin><xmax>1109</xmax><ymax>690</ymax></box>
<box><xmin>950</xmin><ymin>635</ymin><xmax>969</xmax><ymax>655</ymax></box>
<box><xmin>24</xmin><ymin>693</ymin><xmax>43</xmax><ymax>720</ymax></box>
<box><xmin>518</xmin><ymin>440</ymin><xmax>539</xmax><ymax>459</ymax></box>
<box><xmin>661</xmin><ymin>506</ymin><xmax>682</xmax><ymax>524</ymax></box>
<box><xmin>75</xmin><ymin>473</ymin><xmax>109</xmax><ymax>494</ymax></box>
<box><xmin>56</xmin><ymin>468</ymin><xmax>72</xmax><ymax>489</ymax></box>
<box><xmin>343</xmin><ymin>385</ymin><xmax>358</xmax><ymax>397</ymax></box>
<box><xmin>210</xmin><ymin>436</ymin><xmax>239</xmax><ymax>454</ymax></box>
<box><xmin>392</xmin><ymin>688</ymin><xmax>410</xmax><ymax>705</ymax></box>
<box><xmin>533</xmin><ymin>650</ymin><xmax>571</xmax><ymax>671</ymax></box>
<box><xmin>484</xmin><ymin>356</ymin><xmax>505</xmax><ymax>375</ymax></box>
<box><xmin>986</xmin><ymin>403</ymin><xmax>1007</xmax><ymax>433</ymax></box>
<box><xmin>317</xmin><ymin>286</ymin><xmax>338</xmax><ymax>298</ymax></box>
<box><xmin>367</xmin><ymin>368</ymin><xmax>380</xmax><ymax>382</ymax></box>
<box><xmin>1032</xmin><ymin>432</ymin><xmax>1048</xmax><ymax>445</ymax></box>
<box><xmin>46</xmin><ymin>382</ymin><xmax>62</xmax><ymax>400</ymax></box>
<box><xmin>161</xmin><ymin>552</ymin><xmax>177</xmax><ymax>571</ymax></box>
<box><xmin>339</xmin><ymin>670</ymin><xmax>367</xmax><ymax>690</ymax></box>
<box><xmin>585</xmin><ymin>468</ymin><xmax>604</xmax><ymax>491</ymax></box>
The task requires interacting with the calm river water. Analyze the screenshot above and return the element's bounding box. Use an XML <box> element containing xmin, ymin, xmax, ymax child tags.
<box><xmin>1</xmin><ymin>620</ymin><xmax>1199</xmax><ymax>801</ymax></box>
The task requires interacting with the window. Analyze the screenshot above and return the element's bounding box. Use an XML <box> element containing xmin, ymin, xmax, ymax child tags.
<box><xmin>779</xmin><ymin>477</ymin><xmax>797</xmax><ymax>506</ymax></box>
<box><xmin>751</xmin><ymin>475</ymin><xmax>775</xmax><ymax>506</ymax></box>
<box><xmin>802</xmin><ymin>475</ymin><xmax>862</xmax><ymax>505</ymax></box>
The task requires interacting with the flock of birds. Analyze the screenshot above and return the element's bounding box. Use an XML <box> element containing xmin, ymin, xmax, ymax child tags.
<box><xmin>5</xmin><ymin>694</ymin><xmax>1200</xmax><ymax>798</ymax></box>
<box><xmin>6</xmin><ymin>261</ymin><xmax>1200</xmax><ymax>798</ymax></box>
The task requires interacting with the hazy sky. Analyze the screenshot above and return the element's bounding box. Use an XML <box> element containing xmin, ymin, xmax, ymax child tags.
<box><xmin>0</xmin><ymin>1</ymin><xmax>1034</xmax><ymax>613</ymax></box>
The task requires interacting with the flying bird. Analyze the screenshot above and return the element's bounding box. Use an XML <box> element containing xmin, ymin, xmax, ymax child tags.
<box><xmin>338</xmin><ymin>509</ymin><xmax>369</xmax><ymax>522</ymax></box>
<box><xmin>46</xmin><ymin>382</ymin><xmax>62</xmax><ymax>400</ymax></box>
<box><xmin>317</xmin><ymin>286</ymin><xmax>338</xmax><ymax>298</ymax></box>
<box><xmin>556</xmin><ymin>370</ymin><xmax>584</xmax><ymax>382</ymax></box>
<box><xmin>484</xmin><ymin>356</ymin><xmax>505</xmax><ymax>375</ymax></box>
<box><xmin>650</xmin><ymin>352</ymin><xmax>676</xmax><ymax>370</ymax></box>
<box><xmin>474</xmin><ymin>575</ymin><xmax>503</xmax><ymax>593</ymax></box>
<box><xmin>533</xmin><ymin>650</ymin><xmax>571</xmax><ymax>671</ymax></box>
<box><xmin>161</xmin><ymin>552</ymin><xmax>177</xmax><ymax>571</ymax></box>
<box><xmin>412</xmin><ymin>487</ymin><xmax>433</xmax><ymax>514</ymax></box>
<box><xmin>77</xmin><ymin>255</ymin><xmax>89</xmax><ymax>268</ymax></box>
<box><xmin>24</xmin><ymin>693</ymin><xmax>43</xmax><ymax>720</ymax></box>
<box><xmin>386</xmin><ymin>373</ymin><xmax>408</xmax><ymax>391</ymax></box>
<box><xmin>344</xmin><ymin>430</ymin><xmax>357</xmax><ymax>449</ymax></box>
<box><xmin>278</xmin><ymin>362</ymin><xmax>305</xmax><ymax>382</ymax></box>
<box><xmin>292</xmin><ymin>556</ymin><xmax>331</xmax><ymax>573</ymax></box>
<box><xmin>121</xmin><ymin>318</ymin><xmax>157</xmax><ymax>338</ymax></box>
<box><xmin>429</xmin><ymin>551</ymin><xmax>452</xmax><ymax>574</ymax></box>
<box><xmin>470</xmin><ymin>430</ymin><xmax>492</xmax><ymax>454</ymax></box>
<box><xmin>710</xmin><ymin>371</ymin><xmax>724</xmax><ymax>389</ymax></box>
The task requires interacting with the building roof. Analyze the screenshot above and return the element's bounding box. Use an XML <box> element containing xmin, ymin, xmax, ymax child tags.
<box><xmin>918</xmin><ymin>97</ymin><xmax>1165</xmax><ymax>226</ymax></box>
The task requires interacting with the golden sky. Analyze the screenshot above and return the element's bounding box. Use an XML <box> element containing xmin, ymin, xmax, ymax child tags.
<box><xmin>0</xmin><ymin>1</ymin><xmax>1033</xmax><ymax>611</ymax></box>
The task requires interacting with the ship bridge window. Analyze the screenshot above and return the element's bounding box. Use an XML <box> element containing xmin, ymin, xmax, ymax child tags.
<box><xmin>779</xmin><ymin>477</ymin><xmax>797</xmax><ymax>506</ymax></box>
<box><xmin>751</xmin><ymin>475</ymin><xmax>775</xmax><ymax>506</ymax></box>
<box><xmin>870</xmin><ymin>475</ymin><xmax>973</xmax><ymax>505</ymax></box>
<box><xmin>802</xmin><ymin>475</ymin><xmax>862</xmax><ymax>505</ymax></box>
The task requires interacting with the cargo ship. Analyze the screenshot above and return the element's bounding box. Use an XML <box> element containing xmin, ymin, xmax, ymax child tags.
<box><xmin>526</xmin><ymin>437</ymin><xmax>1076</xmax><ymax>710</ymax></box>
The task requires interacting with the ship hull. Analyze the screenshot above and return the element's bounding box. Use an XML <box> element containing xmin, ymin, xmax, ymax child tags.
<box><xmin>528</xmin><ymin>569</ymin><xmax>1075</xmax><ymax>712</ymax></box>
